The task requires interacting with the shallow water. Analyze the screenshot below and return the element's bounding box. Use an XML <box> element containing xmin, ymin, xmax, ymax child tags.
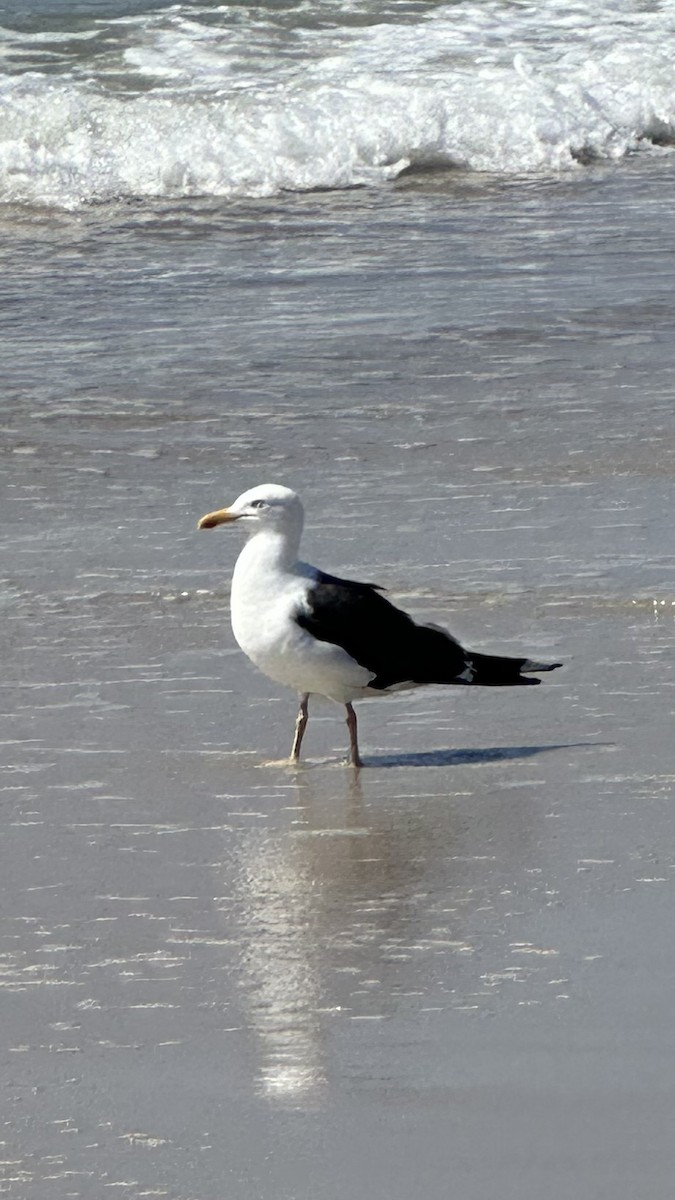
<box><xmin>2</xmin><ymin>26</ymin><xmax>675</xmax><ymax>1196</ymax></box>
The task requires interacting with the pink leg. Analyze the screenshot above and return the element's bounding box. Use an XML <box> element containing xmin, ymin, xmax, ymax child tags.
<box><xmin>345</xmin><ymin>702</ymin><xmax>363</xmax><ymax>769</ymax></box>
<box><xmin>290</xmin><ymin>694</ymin><xmax>309</xmax><ymax>762</ymax></box>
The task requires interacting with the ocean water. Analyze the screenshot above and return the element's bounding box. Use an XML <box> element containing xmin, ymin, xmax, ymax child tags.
<box><xmin>1</xmin><ymin>0</ymin><xmax>675</xmax><ymax>206</ymax></box>
<box><xmin>3</xmin><ymin>3</ymin><xmax>675</xmax><ymax>1199</ymax></box>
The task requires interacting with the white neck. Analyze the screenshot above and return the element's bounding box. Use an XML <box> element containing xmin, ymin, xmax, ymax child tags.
<box><xmin>233</xmin><ymin>523</ymin><xmax>302</xmax><ymax>586</ymax></box>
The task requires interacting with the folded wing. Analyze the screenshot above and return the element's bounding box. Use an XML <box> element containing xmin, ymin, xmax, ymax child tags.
<box><xmin>295</xmin><ymin>572</ymin><xmax>560</xmax><ymax>691</ymax></box>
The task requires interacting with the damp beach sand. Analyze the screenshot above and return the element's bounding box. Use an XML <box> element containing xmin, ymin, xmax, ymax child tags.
<box><xmin>2</xmin><ymin>2</ymin><xmax>675</xmax><ymax>1196</ymax></box>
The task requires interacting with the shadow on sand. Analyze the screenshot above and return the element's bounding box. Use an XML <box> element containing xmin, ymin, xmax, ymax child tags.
<box><xmin>365</xmin><ymin>742</ymin><xmax>610</xmax><ymax>769</ymax></box>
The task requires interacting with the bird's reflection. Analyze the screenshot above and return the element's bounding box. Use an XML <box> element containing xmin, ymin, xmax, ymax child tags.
<box><xmin>234</xmin><ymin>842</ymin><xmax>325</xmax><ymax>1100</ymax></box>
<box><xmin>217</xmin><ymin>744</ymin><xmax>578</xmax><ymax>1105</ymax></box>
<box><xmin>221</xmin><ymin>768</ymin><xmax>428</xmax><ymax>1104</ymax></box>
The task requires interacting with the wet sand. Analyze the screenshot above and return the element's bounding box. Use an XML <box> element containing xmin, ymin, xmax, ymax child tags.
<box><xmin>2</xmin><ymin>159</ymin><xmax>675</xmax><ymax>1197</ymax></box>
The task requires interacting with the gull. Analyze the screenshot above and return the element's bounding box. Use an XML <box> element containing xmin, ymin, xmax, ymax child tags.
<box><xmin>198</xmin><ymin>483</ymin><xmax>561</xmax><ymax>768</ymax></box>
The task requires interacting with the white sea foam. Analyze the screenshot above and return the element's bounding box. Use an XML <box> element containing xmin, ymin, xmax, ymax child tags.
<box><xmin>1</xmin><ymin>0</ymin><xmax>675</xmax><ymax>207</ymax></box>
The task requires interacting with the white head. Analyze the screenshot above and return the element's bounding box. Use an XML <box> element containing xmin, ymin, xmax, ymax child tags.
<box><xmin>197</xmin><ymin>483</ymin><xmax>304</xmax><ymax>540</ymax></box>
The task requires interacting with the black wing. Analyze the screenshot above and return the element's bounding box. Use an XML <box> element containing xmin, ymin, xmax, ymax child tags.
<box><xmin>295</xmin><ymin>571</ymin><xmax>468</xmax><ymax>690</ymax></box>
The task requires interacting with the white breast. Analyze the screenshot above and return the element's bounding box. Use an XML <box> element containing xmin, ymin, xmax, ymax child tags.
<box><xmin>229</xmin><ymin>540</ymin><xmax>373</xmax><ymax>703</ymax></box>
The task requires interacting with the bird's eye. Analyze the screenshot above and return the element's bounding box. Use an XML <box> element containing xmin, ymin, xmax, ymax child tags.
<box><xmin>249</xmin><ymin>499</ymin><xmax>267</xmax><ymax>510</ymax></box>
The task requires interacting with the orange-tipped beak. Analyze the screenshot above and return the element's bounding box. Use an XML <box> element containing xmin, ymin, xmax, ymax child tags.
<box><xmin>197</xmin><ymin>507</ymin><xmax>240</xmax><ymax>530</ymax></box>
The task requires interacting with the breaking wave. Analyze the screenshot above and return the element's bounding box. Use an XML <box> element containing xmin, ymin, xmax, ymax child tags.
<box><xmin>1</xmin><ymin>0</ymin><xmax>675</xmax><ymax>207</ymax></box>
